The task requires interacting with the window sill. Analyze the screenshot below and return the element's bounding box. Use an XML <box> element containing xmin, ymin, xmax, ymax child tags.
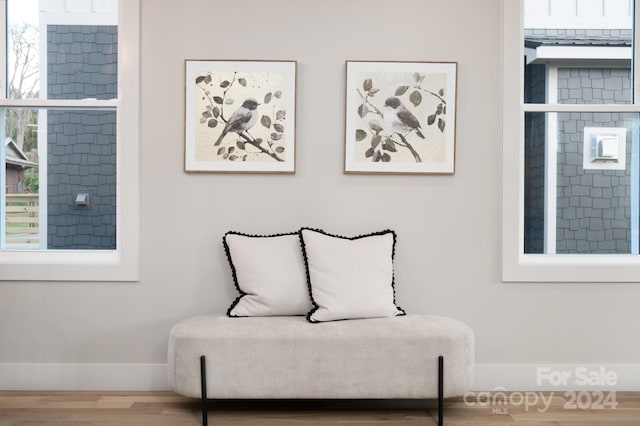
<box><xmin>0</xmin><ymin>249</ymin><xmax>138</xmax><ymax>281</ymax></box>
<box><xmin>503</xmin><ymin>253</ymin><xmax>640</xmax><ymax>283</ymax></box>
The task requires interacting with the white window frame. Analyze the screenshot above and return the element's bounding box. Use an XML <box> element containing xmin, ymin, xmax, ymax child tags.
<box><xmin>502</xmin><ymin>0</ymin><xmax>640</xmax><ymax>282</ymax></box>
<box><xmin>0</xmin><ymin>0</ymin><xmax>139</xmax><ymax>281</ymax></box>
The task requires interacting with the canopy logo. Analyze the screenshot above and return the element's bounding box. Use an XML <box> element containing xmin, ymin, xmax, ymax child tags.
<box><xmin>465</xmin><ymin>366</ymin><xmax>619</xmax><ymax>415</ymax></box>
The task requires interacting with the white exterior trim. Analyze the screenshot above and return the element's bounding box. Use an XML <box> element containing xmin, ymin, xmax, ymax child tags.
<box><xmin>41</xmin><ymin>0</ymin><xmax>117</xmax><ymax>25</ymax></box>
<box><xmin>533</xmin><ymin>46</ymin><xmax>632</xmax><ymax>62</ymax></box>
<box><xmin>525</xmin><ymin>16</ymin><xmax>632</xmax><ymax>29</ymax></box>
<box><xmin>524</xmin><ymin>0</ymin><xmax>633</xmax><ymax>30</ymax></box>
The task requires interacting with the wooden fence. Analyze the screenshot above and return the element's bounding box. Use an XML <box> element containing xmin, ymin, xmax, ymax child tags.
<box><xmin>6</xmin><ymin>194</ymin><xmax>39</xmax><ymax>245</ymax></box>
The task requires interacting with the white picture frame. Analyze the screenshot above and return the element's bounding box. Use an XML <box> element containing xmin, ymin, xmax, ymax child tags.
<box><xmin>345</xmin><ymin>61</ymin><xmax>457</xmax><ymax>174</ymax></box>
<box><xmin>185</xmin><ymin>60</ymin><xmax>296</xmax><ymax>173</ymax></box>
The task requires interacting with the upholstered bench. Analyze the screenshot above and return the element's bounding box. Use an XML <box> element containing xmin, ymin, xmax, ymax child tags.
<box><xmin>167</xmin><ymin>314</ymin><xmax>474</xmax><ymax>425</ymax></box>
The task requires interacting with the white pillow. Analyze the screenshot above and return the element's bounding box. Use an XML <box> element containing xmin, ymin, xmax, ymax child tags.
<box><xmin>224</xmin><ymin>231</ymin><xmax>311</xmax><ymax>317</ymax></box>
<box><xmin>300</xmin><ymin>228</ymin><xmax>405</xmax><ymax>323</ymax></box>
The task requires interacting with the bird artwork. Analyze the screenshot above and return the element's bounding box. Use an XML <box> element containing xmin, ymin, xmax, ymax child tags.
<box><xmin>214</xmin><ymin>98</ymin><xmax>260</xmax><ymax>146</ymax></box>
<box><xmin>383</xmin><ymin>96</ymin><xmax>425</xmax><ymax>139</ymax></box>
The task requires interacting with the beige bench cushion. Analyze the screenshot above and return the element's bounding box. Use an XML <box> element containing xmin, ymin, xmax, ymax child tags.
<box><xmin>167</xmin><ymin>314</ymin><xmax>474</xmax><ymax>399</ymax></box>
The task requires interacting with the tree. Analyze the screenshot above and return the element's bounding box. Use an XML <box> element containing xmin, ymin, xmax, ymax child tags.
<box><xmin>7</xmin><ymin>23</ymin><xmax>39</xmax><ymax>152</ymax></box>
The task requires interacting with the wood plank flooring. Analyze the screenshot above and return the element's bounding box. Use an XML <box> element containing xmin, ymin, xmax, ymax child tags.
<box><xmin>0</xmin><ymin>391</ymin><xmax>639</xmax><ymax>425</ymax></box>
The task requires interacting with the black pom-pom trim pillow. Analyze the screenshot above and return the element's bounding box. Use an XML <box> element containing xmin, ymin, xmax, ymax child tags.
<box><xmin>224</xmin><ymin>231</ymin><xmax>312</xmax><ymax>317</ymax></box>
<box><xmin>299</xmin><ymin>228</ymin><xmax>405</xmax><ymax>323</ymax></box>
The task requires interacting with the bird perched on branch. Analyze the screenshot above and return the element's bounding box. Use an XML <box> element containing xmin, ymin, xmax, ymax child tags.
<box><xmin>383</xmin><ymin>97</ymin><xmax>425</xmax><ymax>139</ymax></box>
<box><xmin>214</xmin><ymin>98</ymin><xmax>260</xmax><ymax>146</ymax></box>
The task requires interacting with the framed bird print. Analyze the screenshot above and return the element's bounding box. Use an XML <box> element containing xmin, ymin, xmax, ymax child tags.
<box><xmin>184</xmin><ymin>60</ymin><xmax>296</xmax><ymax>173</ymax></box>
<box><xmin>344</xmin><ymin>61</ymin><xmax>457</xmax><ymax>174</ymax></box>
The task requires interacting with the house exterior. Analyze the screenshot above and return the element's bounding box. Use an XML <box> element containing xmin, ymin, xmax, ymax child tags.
<box><xmin>2</xmin><ymin>2</ymin><xmax>117</xmax><ymax>250</ymax></box>
<box><xmin>33</xmin><ymin>2</ymin><xmax>119</xmax><ymax>250</ymax></box>
<box><xmin>4</xmin><ymin>138</ymin><xmax>37</xmax><ymax>194</ymax></box>
<box><xmin>44</xmin><ymin>22</ymin><xmax>118</xmax><ymax>249</ymax></box>
<box><xmin>523</xmin><ymin>0</ymin><xmax>635</xmax><ymax>254</ymax></box>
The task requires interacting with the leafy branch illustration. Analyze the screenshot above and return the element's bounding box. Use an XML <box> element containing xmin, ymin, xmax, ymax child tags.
<box><xmin>354</xmin><ymin>72</ymin><xmax>447</xmax><ymax>163</ymax></box>
<box><xmin>195</xmin><ymin>73</ymin><xmax>285</xmax><ymax>162</ymax></box>
<box><xmin>393</xmin><ymin>72</ymin><xmax>448</xmax><ymax>131</ymax></box>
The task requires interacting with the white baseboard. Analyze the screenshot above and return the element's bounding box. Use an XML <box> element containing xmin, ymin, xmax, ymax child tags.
<box><xmin>474</xmin><ymin>363</ymin><xmax>640</xmax><ymax>391</ymax></box>
<box><xmin>0</xmin><ymin>363</ymin><xmax>170</xmax><ymax>391</ymax></box>
<box><xmin>1</xmin><ymin>362</ymin><xmax>639</xmax><ymax>391</ymax></box>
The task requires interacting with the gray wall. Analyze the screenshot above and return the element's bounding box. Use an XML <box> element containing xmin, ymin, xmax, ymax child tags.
<box><xmin>47</xmin><ymin>25</ymin><xmax>117</xmax><ymax>250</ymax></box>
<box><xmin>523</xmin><ymin>66</ymin><xmax>633</xmax><ymax>254</ymax></box>
<box><xmin>556</xmin><ymin>68</ymin><xmax>632</xmax><ymax>253</ymax></box>
<box><xmin>1</xmin><ymin>0</ymin><xmax>640</xmax><ymax>389</ymax></box>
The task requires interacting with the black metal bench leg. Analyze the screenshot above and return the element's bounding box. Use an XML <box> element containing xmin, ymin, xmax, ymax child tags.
<box><xmin>200</xmin><ymin>355</ymin><xmax>208</xmax><ymax>426</ymax></box>
<box><xmin>438</xmin><ymin>355</ymin><xmax>444</xmax><ymax>426</ymax></box>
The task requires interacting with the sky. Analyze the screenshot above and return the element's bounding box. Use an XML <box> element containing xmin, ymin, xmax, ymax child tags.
<box><xmin>7</xmin><ymin>0</ymin><xmax>38</xmax><ymax>26</ymax></box>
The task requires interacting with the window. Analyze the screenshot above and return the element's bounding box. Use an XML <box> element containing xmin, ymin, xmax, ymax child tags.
<box><xmin>503</xmin><ymin>0</ymin><xmax>640</xmax><ymax>282</ymax></box>
<box><xmin>0</xmin><ymin>0</ymin><xmax>139</xmax><ymax>281</ymax></box>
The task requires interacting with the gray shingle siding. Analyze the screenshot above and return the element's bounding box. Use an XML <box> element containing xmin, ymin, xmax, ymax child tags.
<box><xmin>524</xmin><ymin>64</ymin><xmax>546</xmax><ymax>253</ymax></box>
<box><xmin>47</xmin><ymin>25</ymin><xmax>117</xmax><ymax>250</ymax></box>
<box><xmin>524</xmin><ymin>64</ymin><xmax>632</xmax><ymax>254</ymax></box>
<box><xmin>556</xmin><ymin>68</ymin><xmax>631</xmax><ymax>253</ymax></box>
<box><xmin>556</xmin><ymin>68</ymin><xmax>632</xmax><ymax>254</ymax></box>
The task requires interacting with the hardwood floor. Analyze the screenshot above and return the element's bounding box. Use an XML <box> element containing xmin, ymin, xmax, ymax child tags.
<box><xmin>0</xmin><ymin>391</ymin><xmax>639</xmax><ymax>425</ymax></box>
